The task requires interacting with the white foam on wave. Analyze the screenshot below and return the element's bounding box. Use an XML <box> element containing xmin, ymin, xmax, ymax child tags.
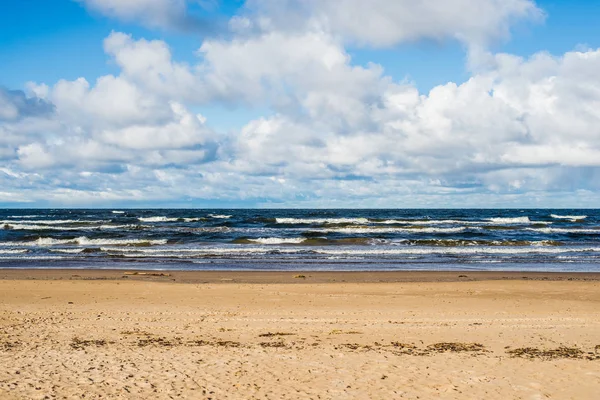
<box><xmin>313</xmin><ymin>246</ymin><xmax>600</xmax><ymax>256</ymax></box>
<box><xmin>92</xmin><ymin>245</ymin><xmax>600</xmax><ymax>257</ymax></box>
<box><xmin>184</xmin><ymin>218</ymin><xmax>204</xmax><ymax>222</ymax></box>
<box><xmin>276</xmin><ymin>217</ymin><xmax>369</xmax><ymax>224</ymax></box>
<box><xmin>275</xmin><ymin>216</ymin><xmax>545</xmax><ymax>226</ymax></box>
<box><xmin>526</xmin><ymin>227</ymin><xmax>600</xmax><ymax>234</ymax></box>
<box><xmin>0</xmin><ymin>256</ymin><xmax>66</xmax><ymax>260</ymax></box>
<box><xmin>31</xmin><ymin>237</ymin><xmax>168</xmax><ymax>246</ymax></box>
<box><xmin>50</xmin><ymin>248</ymin><xmax>86</xmax><ymax>254</ymax></box>
<box><xmin>551</xmin><ymin>214</ymin><xmax>587</xmax><ymax>221</ymax></box>
<box><xmin>1</xmin><ymin>219</ymin><xmax>102</xmax><ymax>225</ymax></box>
<box><xmin>208</xmin><ymin>214</ymin><xmax>232</xmax><ymax>219</ymax></box>
<box><xmin>377</xmin><ymin>219</ymin><xmax>480</xmax><ymax>225</ymax></box>
<box><xmin>0</xmin><ymin>249</ymin><xmax>28</xmax><ymax>254</ymax></box>
<box><xmin>487</xmin><ymin>217</ymin><xmax>531</xmax><ymax>224</ymax></box>
<box><xmin>138</xmin><ymin>216</ymin><xmax>180</xmax><ymax>222</ymax></box>
<box><xmin>112</xmin><ymin>211</ymin><xmax>125</xmax><ymax>214</ymax></box>
<box><xmin>319</xmin><ymin>227</ymin><xmax>466</xmax><ymax>234</ymax></box>
<box><xmin>248</xmin><ymin>237</ymin><xmax>307</xmax><ymax>244</ymax></box>
<box><xmin>1</xmin><ymin>223</ymin><xmax>135</xmax><ymax>231</ymax></box>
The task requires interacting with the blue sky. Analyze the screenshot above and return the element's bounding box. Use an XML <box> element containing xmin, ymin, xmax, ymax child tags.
<box><xmin>3</xmin><ymin>1</ymin><xmax>600</xmax><ymax>89</ymax></box>
<box><xmin>1</xmin><ymin>0</ymin><xmax>600</xmax><ymax>207</ymax></box>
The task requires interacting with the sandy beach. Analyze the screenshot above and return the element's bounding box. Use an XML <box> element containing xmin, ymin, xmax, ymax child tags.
<box><xmin>1</xmin><ymin>270</ymin><xmax>599</xmax><ymax>399</ymax></box>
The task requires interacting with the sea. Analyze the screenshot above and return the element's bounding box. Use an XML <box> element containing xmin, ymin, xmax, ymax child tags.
<box><xmin>1</xmin><ymin>209</ymin><xmax>600</xmax><ymax>272</ymax></box>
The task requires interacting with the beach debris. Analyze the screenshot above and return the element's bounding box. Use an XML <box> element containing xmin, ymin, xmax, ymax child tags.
<box><xmin>188</xmin><ymin>339</ymin><xmax>242</xmax><ymax>348</ymax></box>
<box><xmin>390</xmin><ymin>342</ymin><xmax>417</xmax><ymax>350</ymax></box>
<box><xmin>70</xmin><ymin>337</ymin><xmax>108</xmax><ymax>350</ymax></box>
<box><xmin>121</xmin><ymin>330</ymin><xmax>152</xmax><ymax>336</ymax></box>
<box><xmin>258</xmin><ymin>332</ymin><xmax>295</xmax><ymax>337</ymax></box>
<box><xmin>427</xmin><ymin>342</ymin><xmax>486</xmax><ymax>353</ymax></box>
<box><xmin>386</xmin><ymin>342</ymin><xmax>422</xmax><ymax>355</ymax></box>
<box><xmin>338</xmin><ymin>343</ymin><xmax>373</xmax><ymax>351</ymax></box>
<box><xmin>259</xmin><ymin>341</ymin><xmax>287</xmax><ymax>348</ymax></box>
<box><xmin>506</xmin><ymin>346</ymin><xmax>587</xmax><ymax>360</ymax></box>
<box><xmin>294</xmin><ymin>275</ymin><xmax>306</xmax><ymax>279</ymax></box>
<box><xmin>214</xmin><ymin>340</ymin><xmax>241</xmax><ymax>348</ymax></box>
<box><xmin>329</xmin><ymin>329</ymin><xmax>362</xmax><ymax>335</ymax></box>
<box><xmin>137</xmin><ymin>336</ymin><xmax>182</xmax><ymax>347</ymax></box>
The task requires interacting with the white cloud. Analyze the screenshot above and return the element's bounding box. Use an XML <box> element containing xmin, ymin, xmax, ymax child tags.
<box><xmin>51</xmin><ymin>75</ymin><xmax>172</xmax><ymax>128</ymax></box>
<box><xmin>76</xmin><ymin>0</ymin><xmax>221</xmax><ymax>32</ymax></box>
<box><xmin>77</xmin><ymin>0</ymin><xmax>187</xmax><ymax>29</ymax></box>
<box><xmin>240</xmin><ymin>0</ymin><xmax>543</xmax><ymax>47</ymax></box>
<box><xmin>5</xmin><ymin>2</ymin><xmax>600</xmax><ymax>207</ymax></box>
<box><xmin>0</xmin><ymin>88</ymin><xmax>55</xmax><ymax>121</ymax></box>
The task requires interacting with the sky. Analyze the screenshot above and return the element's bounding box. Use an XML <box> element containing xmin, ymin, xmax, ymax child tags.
<box><xmin>1</xmin><ymin>0</ymin><xmax>600</xmax><ymax>208</ymax></box>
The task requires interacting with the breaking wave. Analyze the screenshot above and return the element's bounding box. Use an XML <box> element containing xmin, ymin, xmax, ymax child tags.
<box><xmin>30</xmin><ymin>237</ymin><xmax>168</xmax><ymax>246</ymax></box>
<box><xmin>551</xmin><ymin>214</ymin><xmax>587</xmax><ymax>221</ymax></box>
<box><xmin>0</xmin><ymin>249</ymin><xmax>28</xmax><ymax>254</ymax></box>
<box><xmin>138</xmin><ymin>217</ymin><xmax>180</xmax><ymax>222</ymax></box>
<box><xmin>275</xmin><ymin>217</ymin><xmax>369</xmax><ymax>225</ymax></box>
<box><xmin>1</xmin><ymin>219</ymin><xmax>103</xmax><ymax>225</ymax></box>
<box><xmin>487</xmin><ymin>217</ymin><xmax>531</xmax><ymax>224</ymax></box>
<box><xmin>247</xmin><ymin>237</ymin><xmax>307</xmax><ymax>245</ymax></box>
<box><xmin>526</xmin><ymin>227</ymin><xmax>600</xmax><ymax>234</ymax></box>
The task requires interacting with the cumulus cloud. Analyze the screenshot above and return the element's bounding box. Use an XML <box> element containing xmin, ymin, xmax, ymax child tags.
<box><xmin>0</xmin><ymin>88</ymin><xmax>55</xmax><ymax>121</ymax></box>
<box><xmin>237</xmin><ymin>0</ymin><xmax>543</xmax><ymax>47</ymax></box>
<box><xmin>4</xmin><ymin>1</ymin><xmax>600</xmax><ymax>206</ymax></box>
<box><xmin>75</xmin><ymin>0</ymin><xmax>222</xmax><ymax>32</ymax></box>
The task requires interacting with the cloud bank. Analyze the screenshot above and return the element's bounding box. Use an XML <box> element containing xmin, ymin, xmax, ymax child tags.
<box><xmin>1</xmin><ymin>0</ymin><xmax>599</xmax><ymax>207</ymax></box>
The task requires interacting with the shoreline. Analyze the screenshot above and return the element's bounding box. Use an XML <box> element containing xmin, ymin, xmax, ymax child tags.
<box><xmin>1</xmin><ymin>268</ymin><xmax>600</xmax><ymax>283</ymax></box>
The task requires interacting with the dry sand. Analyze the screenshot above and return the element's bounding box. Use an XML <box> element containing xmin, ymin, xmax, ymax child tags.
<box><xmin>1</xmin><ymin>270</ymin><xmax>599</xmax><ymax>399</ymax></box>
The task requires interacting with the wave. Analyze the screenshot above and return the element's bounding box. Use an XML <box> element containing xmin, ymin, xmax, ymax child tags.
<box><xmin>487</xmin><ymin>217</ymin><xmax>531</xmax><ymax>224</ymax></box>
<box><xmin>1</xmin><ymin>219</ymin><xmax>103</xmax><ymax>225</ymax></box>
<box><xmin>275</xmin><ymin>217</ymin><xmax>369</xmax><ymax>225</ymax></box>
<box><xmin>375</xmin><ymin>219</ymin><xmax>479</xmax><ymax>225</ymax></box>
<box><xmin>313</xmin><ymin>247</ymin><xmax>600</xmax><ymax>256</ymax></box>
<box><xmin>551</xmin><ymin>214</ymin><xmax>587</xmax><ymax>221</ymax></box>
<box><xmin>31</xmin><ymin>237</ymin><xmax>168</xmax><ymax>246</ymax></box>
<box><xmin>112</xmin><ymin>210</ymin><xmax>125</xmax><ymax>214</ymax></box>
<box><xmin>274</xmin><ymin>216</ymin><xmax>548</xmax><ymax>227</ymax></box>
<box><xmin>526</xmin><ymin>227</ymin><xmax>600</xmax><ymax>234</ymax></box>
<box><xmin>234</xmin><ymin>237</ymin><xmax>376</xmax><ymax>246</ymax></box>
<box><xmin>400</xmin><ymin>239</ymin><xmax>563</xmax><ymax>247</ymax></box>
<box><xmin>137</xmin><ymin>216</ymin><xmax>209</xmax><ymax>223</ymax></box>
<box><xmin>0</xmin><ymin>249</ymin><xmax>29</xmax><ymax>254</ymax></box>
<box><xmin>209</xmin><ymin>214</ymin><xmax>232</xmax><ymax>219</ymax></box>
<box><xmin>138</xmin><ymin>217</ymin><xmax>180</xmax><ymax>222</ymax></box>
<box><xmin>49</xmin><ymin>248</ymin><xmax>86</xmax><ymax>254</ymax></box>
<box><xmin>2</xmin><ymin>223</ymin><xmax>138</xmax><ymax>231</ymax></box>
<box><xmin>183</xmin><ymin>218</ymin><xmax>205</xmax><ymax>222</ymax></box>
<box><xmin>248</xmin><ymin>237</ymin><xmax>307</xmax><ymax>245</ymax></box>
<box><xmin>319</xmin><ymin>227</ymin><xmax>466</xmax><ymax>234</ymax></box>
<box><xmin>88</xmin><ymin>245</ymin><xmax>600</xmax><ymax>257</ymax></box>
<box><xmin>0</xmin><ymin>256</ymin><xmax>67</xmax><ymax>260</ymax></box>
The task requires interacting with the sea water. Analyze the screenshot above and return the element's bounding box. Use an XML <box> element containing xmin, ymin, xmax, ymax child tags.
<box><xmin>0</xmin><ymin>209</ymin><xmax>599</xmax><ymax>272</ymax></box>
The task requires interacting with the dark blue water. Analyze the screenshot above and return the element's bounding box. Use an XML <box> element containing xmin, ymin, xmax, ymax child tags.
<box><xmin>1</xmin><ymin>209</ymin><xmax>600</xmax><ymax>271</ymax></box>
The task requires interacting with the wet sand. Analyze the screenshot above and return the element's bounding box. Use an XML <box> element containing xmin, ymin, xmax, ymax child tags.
<box><xmin>1</xmin><ymin>270</ymin><xmax>599</xmax><ymax>399</ymax></box>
